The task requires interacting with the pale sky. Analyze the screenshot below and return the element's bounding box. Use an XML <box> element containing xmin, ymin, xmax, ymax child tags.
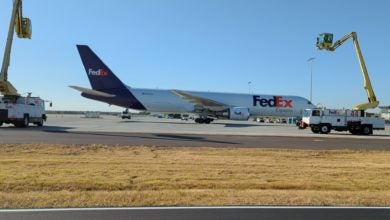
<box><xmin>1</xmin><ymin>0</ymin><xmax>389</xmax><ymax>112</ymax></box>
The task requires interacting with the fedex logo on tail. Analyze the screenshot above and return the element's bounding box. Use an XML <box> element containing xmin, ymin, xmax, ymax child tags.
<box><xmin>88</xmin><ymin>68</ymin><xmax>108</xmax><ymax>76</ymax></box>
<box><xmin>253</xmin><ymin>96</ymin><xmax>293</xmax><ymax>108</ymax></box>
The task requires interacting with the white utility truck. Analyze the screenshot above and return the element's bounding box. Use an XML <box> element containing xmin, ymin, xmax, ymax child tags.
<box><xmin>0</xmin><ymin>0</ymin><xmax>49</xmax><ymax>128</ymax></box>
<box><xmin>300</xmin><ymin>32</ymin><xmax>385</xmax><ymax>135</ymax></box>
<box><xmin>301</xmin><ymin>108</ymin><xmax>385</xmax><ymax>135</ymax></box>
<box><xmin>0</xmin><ymin>96</ymin><xmax>47</xmax><ymax>127</ymax></box>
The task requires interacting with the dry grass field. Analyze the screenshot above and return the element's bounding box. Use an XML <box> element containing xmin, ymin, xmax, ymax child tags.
<box><xmin>1</xmin><ymin>144</ymin><xmax>390</xmax><ymax>208</ymax></box>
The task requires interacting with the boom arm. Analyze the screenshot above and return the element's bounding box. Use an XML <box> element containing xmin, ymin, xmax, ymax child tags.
<box><xmin>0</xmin><ymin>0</ymin><xmax>32</xmax><ymax>96</ymax></box>
<box><xmin>316</xmin><ymin>32</ymin><xmax>379</xmax><ymax>110</ymax></box>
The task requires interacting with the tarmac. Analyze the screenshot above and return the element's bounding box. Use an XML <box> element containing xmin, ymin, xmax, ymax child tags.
<box><xmin>2</xmin><ymin>207</ymin><xmax>390</xmax><ymax>220</ymax></box>
<box><xmin>0</xmin><ymin>114</ymin><xmax>389</xmax><ymax>149</ymax></box>
<box><xmin>39</xmin><ymin>114</ymin><xmax>390</xmax><ymax>139</ymax></box>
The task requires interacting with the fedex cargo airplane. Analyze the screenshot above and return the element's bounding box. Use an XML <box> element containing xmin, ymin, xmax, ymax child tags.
<box><xmin>71</xmin><ymin>45</ymin><xmax>315</xmax><ymax>123</ymax></box>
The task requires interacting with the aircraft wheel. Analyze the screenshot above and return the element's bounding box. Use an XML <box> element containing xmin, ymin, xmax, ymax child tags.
<box><xmin>195</xmin><ymin>118</ymin><xmax>205</xmax><ymax>124</ymax></box>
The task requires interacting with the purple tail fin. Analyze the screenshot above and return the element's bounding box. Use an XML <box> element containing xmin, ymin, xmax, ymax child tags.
<box><xmin>76</xmin><ymin>45</ymin><xmax>146</xmax><ymax>110</ymax></box>
<box><xmin>76</xmin><ymin>45</ymin><xmax>127</xmax><ymax>93</ymax></box>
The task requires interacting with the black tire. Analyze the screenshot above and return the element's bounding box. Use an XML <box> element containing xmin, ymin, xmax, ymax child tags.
<box><xmin>0</xmin><ymin>122</ymin><xmax>3</xmax><ymax>126</ymax></box>
<box><xmin>14</xmin><ymin>115</ymin><xmax>29</xmax><ymax>128</ymax></box>
<box><xmin>319</xmin><ymin>124</ymin><xmax>330</xmax><ymax>134</ymax></box>
<box><xmin>311</xmin><ymin>126</ymin><xmax>320</xmax><ymax>133</ymax></box>
<box><xmin>361</xmin><ymin>125</ymin><xmax>372</xmax><ymax>135</ymax></box>
<box><xmin>15</xmin><ymin>122</ymin><xmax>23</xmax><ymax>128</ymax></box>
<box><xmin>22</xmin><ymin>115</ymin><xmax>29</xmax><ymax>128</ymax></box>
<box><xmin>195</xmin><ymin>118</ymin><xmax>205</xmax><ymax>124</ymax></box>
<box><xmin>37</xmin><ymin>118</ymin><xmax>44</xmax><ymax>127</ymax></box>
<box><xmin>349</xmin><ymin>129</ymin><xmax>359</xmax><ymax>135</ymax></box>
<box><xmin>205</xmin><ymin>118</ymin><xmax>211</xmax><ymax>124</ymax></box>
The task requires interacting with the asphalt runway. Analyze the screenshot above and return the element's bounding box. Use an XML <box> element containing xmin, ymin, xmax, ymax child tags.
<box><xmin>1</xmin><ymin>207</ymin><xmax>390</xmax><ymax>220</ymax></box>
<box><xmin>0</xmin><ymin>114</ymin><xmax>389</xmax><ymax>149</ymax></box>
<box><xmin>0</xmin><ymin>126</ymin><xmax>389</xmax><ymax>150</ymax></box>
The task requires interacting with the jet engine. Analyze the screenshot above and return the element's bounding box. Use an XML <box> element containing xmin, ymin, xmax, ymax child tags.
<box><xmin>228</xmin><ymin>107</ymin><xmax>250</xmax><ymax>121</ymax></box>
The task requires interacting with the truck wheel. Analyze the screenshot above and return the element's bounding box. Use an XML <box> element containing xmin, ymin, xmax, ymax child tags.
<box><xmin>349</xmin><ymin>129</ymin><xmax>358</xmax><ymax>135</ymax></box>
<box><xmin>14</xmin><ymin>121</ymin><xmax>24</xmax><ymax>128</ymax></box>
<box><xmin>311</xmin><ymin>126</ymin><xmax>320</xmax><ymax>133</ymax></box>
<box><xmin>37</xmin><ymin>118</ymin><xmax>44</xmax><ymax>127</ymax></box>
<box><xmin>22</xmin><ymin>115</ymin><xmax>29</xmax><ymax>128</ymax></box>
<box><xmin>319</xmin><ymin>124</ymin><xmax>330</xmax><ymax>134</ymax></box>
<box><xmin>361</xmin><ymin>125</ymin><xmax>372</xmax><ymax>135</ymax></box>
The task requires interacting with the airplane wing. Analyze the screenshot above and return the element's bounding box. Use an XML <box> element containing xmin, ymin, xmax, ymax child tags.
<box><xmin>69</xmin><ymin>85</ymin><xmax>116</xmax><ymax>98</ymax></box>
<box><xmin>170</xmin><ymin>89</ymin><xmax>229</xmax><ymax>111</ymax></box>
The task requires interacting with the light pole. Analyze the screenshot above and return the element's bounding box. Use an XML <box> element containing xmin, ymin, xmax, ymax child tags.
<box><xmin>248</xmin><ymin>81</ymin><xmax>252</xmax><ymax>94</ymax></box>
<box><xmin>307</xmin><ymin>57</ymin><xmax>315</xmax><ymax>103</ymax></box>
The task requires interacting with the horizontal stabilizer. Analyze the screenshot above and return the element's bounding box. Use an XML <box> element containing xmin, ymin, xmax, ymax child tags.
<box><xmin>69</xmin><ymin>85</ymin><xmax>116</xmax><ymax>98</ymax></box>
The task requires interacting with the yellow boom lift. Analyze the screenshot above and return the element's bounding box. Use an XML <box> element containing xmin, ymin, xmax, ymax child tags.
<box><xmin>0</xmin><ymin>0</ymin><xmax>32</xmax><ymax>98</ymax></box>
<box><xmin>316</xmin><ymin>32</ymin><xmax>379</xmax><ymax>110</ymax></box>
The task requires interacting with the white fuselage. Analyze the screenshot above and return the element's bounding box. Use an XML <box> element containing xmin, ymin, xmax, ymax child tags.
<box><xmin>130</xmin><ymin>87</ymin><xmax>315</xmax><ymax>117</ymax></box>
<box><xmin>75</xmin><ymin>45</ymin><xmax>315</xmax><ymax>120</ymax></box>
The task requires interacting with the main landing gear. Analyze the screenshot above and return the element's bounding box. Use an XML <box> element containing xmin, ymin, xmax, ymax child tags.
<box><xmin>195</xmin><ymin>117</ymin><xmax>214</xmax><ymax>124</ymax></box>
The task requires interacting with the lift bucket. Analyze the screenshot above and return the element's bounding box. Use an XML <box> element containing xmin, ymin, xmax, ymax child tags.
<box><xmin>316</xmin><ymin>33</ymin><xmax>333</xmax><ymax>50</ymax></box>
